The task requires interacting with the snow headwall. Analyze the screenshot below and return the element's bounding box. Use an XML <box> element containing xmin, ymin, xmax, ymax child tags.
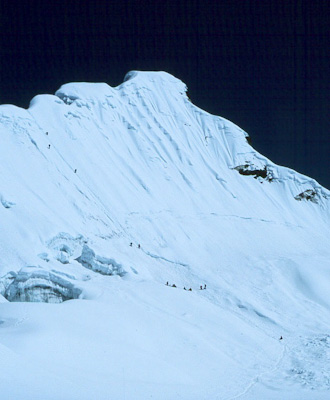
<box><xmin>0</xmin><ymin>70</ymin><xmax>329</xmax><ymax>306</ymax></box>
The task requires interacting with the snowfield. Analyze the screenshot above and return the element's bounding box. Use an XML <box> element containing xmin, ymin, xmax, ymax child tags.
<box><xmin>0</xmin><ymin>71</ymin><xmax>329</xmax><ymax>399</ymax></box>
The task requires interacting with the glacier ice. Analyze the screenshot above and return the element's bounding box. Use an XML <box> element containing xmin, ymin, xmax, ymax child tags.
<box><xmin>0</xmin><ymin>267</ymin><xmax>82</xmax><ymax>303</ymax></box>
<box><xmin>76</xmin><ymin>245</ymin><xmax>126</xmax><ymax>276</ymax></box>
<box><xmin>0</xmin><ymin>194</ymin><xmax>16</xmax><ymax>209</ymax></box>
<box><xmin>0</xmin><ymin>70</ymin><xmax>329</xmax><ymax>399</ymax></box>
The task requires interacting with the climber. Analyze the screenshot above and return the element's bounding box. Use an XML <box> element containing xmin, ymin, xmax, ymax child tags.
<box><xmin>138</xmin><ymin>244</ymin><xmax>141</xmax><ymax>249</ymax></box>
<box><xmin>166</xmin><ymin>281</ymin><xmax>169</xmax><ymax>286</ymax></box>
<box><xmin>48</xmin><ymin>144</ymin><xmax>51</xmax><ymax>149</ymax></box>
<box><xmin>279</xmin><ymin>336</ymin><xmax>283</xmax><ymax>340</ymax></box>
<box><xmin>74</xmin><ymin>169</ymin><xmax>77</xmax><ymax>173</ymax></box>
<box><xmin>172</xmin><ymin>284</ymin><xmax>176</xmax><ymax>288</ymax></box>
<box><xmin>204</xmin><ymin>284</ymin><xmax>207</xmax><ymax>289</ymax></box>
<box><xmin>188</xmin><ymin>288</ymin><xmax>192</xmax><ymax>291</ymax></box>
<box><xmin>200</xmin><ymin>285</ymin><xmax>203</xmax><ymax>290</ymax></box>
<box><xmin>184</xmin><ymin>287</ymin><xmax>186</xmax><ymax>290</ymax></box>
<box><xmin>129</xmin><ymin>242</ymin><xmax>133</xmax><ymax>247</ymax></box>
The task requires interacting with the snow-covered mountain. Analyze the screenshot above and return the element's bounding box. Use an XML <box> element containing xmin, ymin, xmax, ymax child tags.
<box><xmin>0</xmin><ymin>71</ymin><xmax>329</xmax><ymax>400</ymax></box>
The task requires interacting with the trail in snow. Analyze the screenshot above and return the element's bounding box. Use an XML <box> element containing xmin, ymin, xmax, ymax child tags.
<box><xmin>227</xmin><ymin>342</ymin><xmax>287</xmax><ymax>400</ymax></box>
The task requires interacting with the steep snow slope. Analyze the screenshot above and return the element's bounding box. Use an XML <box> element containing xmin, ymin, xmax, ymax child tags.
<box><xmin>0</xmin><ymin>71</ymin><xmax>329</xmax><ymax>399</ymax></box>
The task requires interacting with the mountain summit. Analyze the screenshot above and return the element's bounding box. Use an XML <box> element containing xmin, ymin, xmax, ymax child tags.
<box><xmin>0</xmin><ymin>71</ymin><xmax>329</xmax><ymax>400</ymax></box>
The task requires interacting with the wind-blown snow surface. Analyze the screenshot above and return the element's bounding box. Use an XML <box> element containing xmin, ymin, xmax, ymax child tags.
<box><xmin>0</xmin><ymin>71</ymin><xmax>329</xmax><ymax>399</ymax></box>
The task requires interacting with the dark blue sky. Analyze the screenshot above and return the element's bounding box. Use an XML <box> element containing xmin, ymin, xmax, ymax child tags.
<box><xmin>1</xmin><ymin>0</ymin><xmax>329</xmax><ymax>188</ymax></box>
